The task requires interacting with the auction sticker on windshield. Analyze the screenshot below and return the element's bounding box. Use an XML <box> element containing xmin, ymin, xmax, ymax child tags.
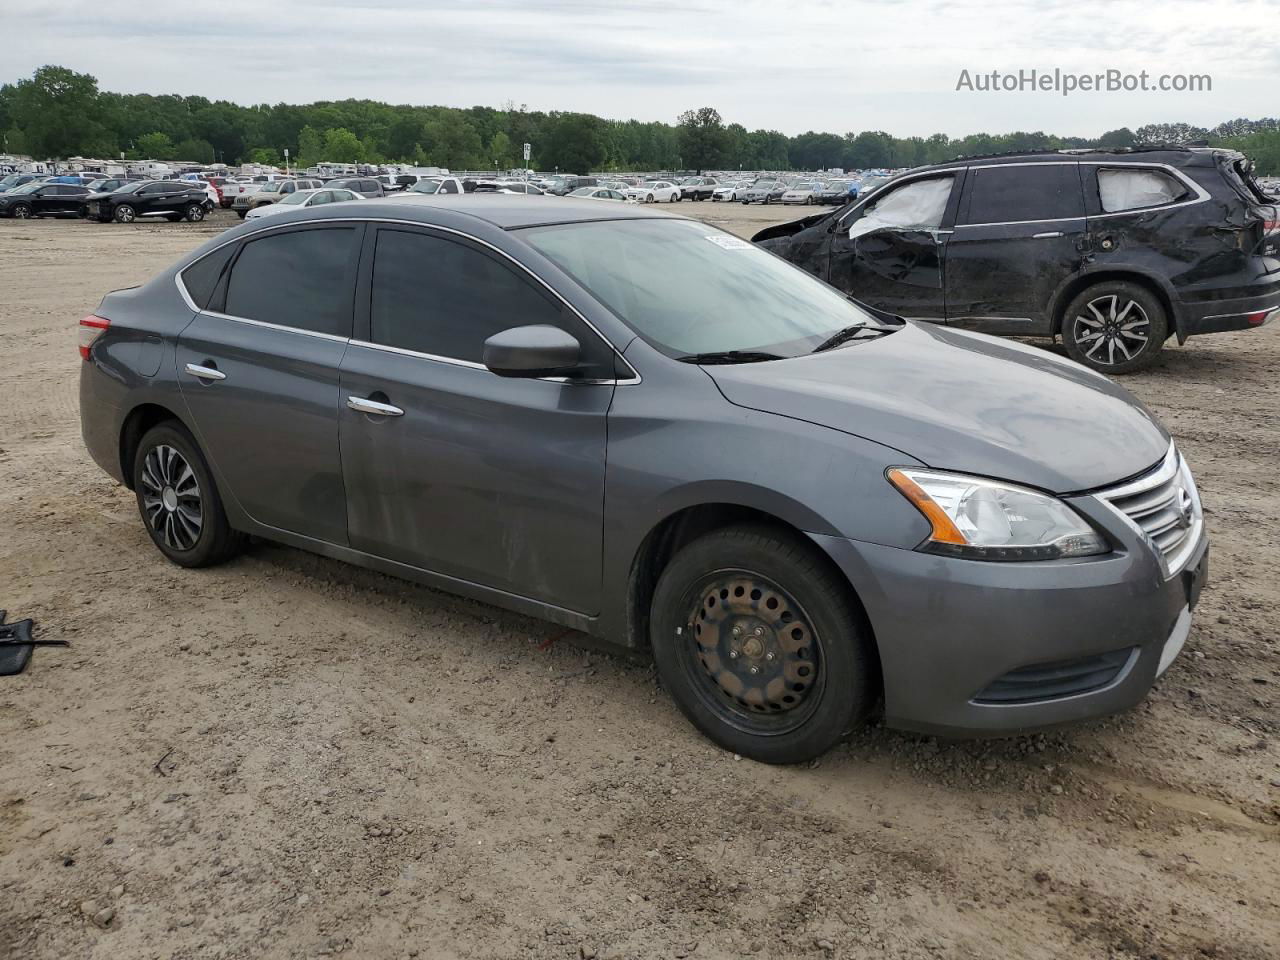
<box><xmin>705</xmin><ymin>234</ymin><xmax>753</xmax><ymax>250</ymax></box>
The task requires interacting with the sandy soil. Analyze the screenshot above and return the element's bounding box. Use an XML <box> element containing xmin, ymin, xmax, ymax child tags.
<box><xmin>0</xmin><ymin>204</ymin><xmax>1277</xmax><ymax>960</ymax></box>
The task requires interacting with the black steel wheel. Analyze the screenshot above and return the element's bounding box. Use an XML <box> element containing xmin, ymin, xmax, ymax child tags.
<box><xmin>651</xmin><ymin>525</ymin><xmax>876</xmax><ymax>764</ymax></box>
<box><xmin>132</xmin><ymin>421</ymin><xmax>243</xmax><ymax>567</ymax></box>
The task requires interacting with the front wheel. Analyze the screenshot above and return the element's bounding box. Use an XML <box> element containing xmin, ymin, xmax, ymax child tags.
<box><xmin>650</xmin><ymin>525</ymin><xmax>876</xmax><ymax>765</ymax></box>
<box><xmin>12</xmin><ymin>203</ymin><xmax>32</xmax><ymax>219</ymax></box>
<box><xmin>185</xmin><ymin>203</ymin><xmax>206</xmax><ymax>222</ymax></box>
<box><xmin>1061</xmin><ymin>281</ymin><xmax>1167</xmax><ymax>374</ymax></box>
<box><xmin>132</xmin><ymin>421</ymin><xmax>244</xmax><ymax>568</ymax></box>
<box><xmin>646</xmin><ymin>193</ymin><xmax>655</xmax><ymax>203</ymax></box>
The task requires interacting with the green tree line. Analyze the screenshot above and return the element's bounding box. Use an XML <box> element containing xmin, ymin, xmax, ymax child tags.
<box><xmin>4</xmin><ymin>65</ymin><xmax>1279</xmax><ymax>174</ymax></box>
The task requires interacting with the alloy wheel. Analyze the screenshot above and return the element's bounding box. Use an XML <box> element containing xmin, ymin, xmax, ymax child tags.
<box><xmin>681</xmin><ymin>571</ymin><xmax>824</xmax><ymax>735</ymax></box>
<box><xmin>139</xmin><ymin>444</ymin><xmax>203</xmax><ymax>551</ymax></box>
<box><xmin>13</xmin><ymin>205</ymin><xmax>30</xmax><ymax>219</ymax></box>
<box><xmin>1073</xmin><ymin>294</ymin><xmax>1150</xmax><ymax>366</ymax></box>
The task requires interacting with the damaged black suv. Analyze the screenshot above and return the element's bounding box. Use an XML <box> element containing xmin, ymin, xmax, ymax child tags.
<box><xmin>755</xmin><ymin>147</ymin><xmax>1280</xmax><ymax>372</ymax></box>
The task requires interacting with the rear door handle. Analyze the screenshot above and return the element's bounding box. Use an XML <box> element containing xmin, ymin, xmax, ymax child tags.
<box><xmin>1032</xmin><ymin>231</ymin><xmax>1064</xmax><ymax>239</ymax></box>
<box><xmin>185</xmin><ymin>363</ymin><xmax>226</xmax><ymax>381</ymax></box>
<box><xmin>347</xmin><ymin>396</ymin><xmax>404</xmax><ymax>417</ymax></box>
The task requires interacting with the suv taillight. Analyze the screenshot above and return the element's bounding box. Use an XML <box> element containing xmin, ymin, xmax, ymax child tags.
<box><xmin>79</xmin><ymin>315</ymin><xmax>109</xmax><ymax>360</ymax></box>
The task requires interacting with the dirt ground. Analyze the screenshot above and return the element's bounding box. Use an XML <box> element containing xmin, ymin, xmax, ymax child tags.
<box><xmin>0</xmin><ymin>202</ymin><xmax>1277</xmax><ymax>960</ymax></box>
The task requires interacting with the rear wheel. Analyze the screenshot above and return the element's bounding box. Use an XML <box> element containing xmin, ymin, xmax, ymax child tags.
<box><xmin>651</xmin><ymin>525</ymin><xmax>875</xmax><ymax>764</ymax></box>
<box><xmin>132</xmin><ymin>422</ymin><xmax>244</xmax><ymax>568</ymax></box>
<box><xmin>185</xmin><ymin>203</ymin><xmax>206</xmax><ymax>222</ymax></box>
<box><xmin>113</xmin><ymin>204</ymin><xmax>136</xmax><ymax>223</ymax></box>
<box><xmin>1061</xmin><ymin>281</ymin><xmax>1167</xmax><ymax>374</ymax></box>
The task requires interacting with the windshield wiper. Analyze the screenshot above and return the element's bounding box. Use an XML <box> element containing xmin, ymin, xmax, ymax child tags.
<box><xmin>675</xmin><ymin>350</ymin><xmax>787</xmax><ymax>365</ymax></box>
<box><xmin>811</xmin><ymin>323</ymin><xmax>892</xmax><ymax>354</ymax></box>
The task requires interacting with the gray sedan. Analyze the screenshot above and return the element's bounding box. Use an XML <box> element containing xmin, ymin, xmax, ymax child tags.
<box><xmin>78</xmin><ymin>197</ymin><xmax>1206</xmax><ymax>763</ymax></box>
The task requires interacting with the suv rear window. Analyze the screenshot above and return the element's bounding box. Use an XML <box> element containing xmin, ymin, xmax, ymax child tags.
<box><xmin>964</xmin><ymin>164</ymin><xmax>1084</xmax><ymax>224</ymax></box>
<box><xmin>1097</xmin><ymin>168</ymin><xmax>1188</xmax><ymax>212</ymax></box>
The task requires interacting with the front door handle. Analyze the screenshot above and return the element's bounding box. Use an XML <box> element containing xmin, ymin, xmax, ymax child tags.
<box><xmin>185</xmin><ymin>363</ymin><xmax>226</xmax><ymax>381</ymax></box>
<box><xmin>347</xmin><ymin>396</ymin><xmax>404</xmax><ymax>417</ymax></box>
<box><xmin>1032</xmin><ymin>231</ymin><xmax>1064</xmax><ymax>239</ymax></box>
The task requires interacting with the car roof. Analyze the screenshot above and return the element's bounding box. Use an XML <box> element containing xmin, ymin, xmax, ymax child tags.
<box><xmin>284</xmin><ymin>194</ymin><xmax>682</xmax><ymax>230</ymax></box>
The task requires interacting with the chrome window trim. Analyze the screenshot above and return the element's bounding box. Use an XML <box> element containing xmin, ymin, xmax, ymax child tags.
<box><xmin>200</xmin><ymin>309</ymin><xmax>352</xmax><ymax>343</ymax></box>
<box><xmin>346</xmin><ymin>338</ymin><xmax>639</xmax><ymax>386</ymax></box>
<box><xmin>173</xmin><ymin>215</ymin><xmax>641</xmax><ymax>385</ymax></box>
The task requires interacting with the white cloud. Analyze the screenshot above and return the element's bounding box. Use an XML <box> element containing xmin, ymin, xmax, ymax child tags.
<box><xmin>9</xmin><ymin>0</ymin><xmax>1274</xmax><ymax>136</ymax></box>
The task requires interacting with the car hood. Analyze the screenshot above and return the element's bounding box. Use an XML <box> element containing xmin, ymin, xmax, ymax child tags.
<box><xmin>703</xmin><ymin>321</ymin><xmax>1170</xmax><ymax>494</ymax></box>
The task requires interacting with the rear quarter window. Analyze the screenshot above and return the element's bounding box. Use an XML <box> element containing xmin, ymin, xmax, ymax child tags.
<box><xmin>1096</xmin><ymin>168</ymin><xmax>1188</xmax><ymax>212</ymax></box>
<box><xmin>180</xmin><ymin>244</ymin><xmax>236</xmax><ymax>310</ymax></box>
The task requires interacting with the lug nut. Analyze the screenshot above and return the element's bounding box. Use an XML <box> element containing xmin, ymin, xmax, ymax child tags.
<box><xmin>754</xmin><ymin>627</ymin><xmax>764</xmax><ymax>637</ymax></box>
<box><xmin>729</xmin><ymin>650</ymin><xmax>738</xmax><ymax>659</ymax></box>
<box><xmin>765</xmin><ymin>652</ymin><xmax>775</xmax><ymax>661</ymax></box>
<box><xmin>749</xmin><ymin>666</ymin><xmax>759</xmax><ymax>675</ymax></box>
<box><xmin>732</xmin><ymin>625</ymin><xmax>742</xmax><ymax>637</ymax></box>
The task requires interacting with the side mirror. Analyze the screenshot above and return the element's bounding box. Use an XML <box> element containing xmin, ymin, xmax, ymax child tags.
<box><xmin>483</xmin><ymin>325</ymin><xmax>581</xmax><ymax>378</ymax></box>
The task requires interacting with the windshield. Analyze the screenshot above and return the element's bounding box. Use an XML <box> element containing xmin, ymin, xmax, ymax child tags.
<box><xmin>259</xmin><ymin>182</ymin><xmax>282</xmax><ymax>194</ymax></box>
<box><xmin>410</xmin><ymin>180</ymin><xmax>442</xmax><ymax>194</ymax></box>
<box><xmin>523</xmin><ymin>219</ymin><xmax>875</xmax><ymax>358</ymax></box>
<box><xmin>0</xmin><ymin>175</ymin><xmax>18</xmax><ymax>187</ymax></box>
<box><xmin>791</xmin><ymin>182</ymin><xmax>816</xmax><ymax>190</ymax></box>
<box><xmin>280</xmin><ymin>191</ymin><xmax>311</xmax><ymax>205</ymax></box>
<box><xmin>9</xmin><ymin>183</ymin><xmax>43</xmax><ymax>195</ymax></box>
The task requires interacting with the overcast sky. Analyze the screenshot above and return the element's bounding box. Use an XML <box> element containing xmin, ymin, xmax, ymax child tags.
<box><xmin>12</xmin><ymin>0</ymin><xmax>1276</xmax><ymax>137</ymax></box>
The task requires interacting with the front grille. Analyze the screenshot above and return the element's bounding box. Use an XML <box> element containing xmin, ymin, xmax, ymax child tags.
<box><xmin>1096</xmin><ymin>444</ymin><xmax>1202</xmax><ymax>577</ymax></box>
<box><xmin>974</xmin><ymin>648</ymin><xmax>1135</xmax><ymax>704</ymax></box>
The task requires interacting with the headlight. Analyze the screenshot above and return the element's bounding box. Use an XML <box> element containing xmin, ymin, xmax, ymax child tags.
<box><xmin>887</xmin><ymin>468</ymin><xmax>1108</xmax><ymax>561</ymax></box>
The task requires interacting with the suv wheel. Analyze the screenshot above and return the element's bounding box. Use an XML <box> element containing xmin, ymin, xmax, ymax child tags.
<box><xmin>650</xmin><ymin>525</ymin><xmax>875</xmax><ymax>764</ymax></box>
<box><xmin>113</xmin><ymin>204</ymin><xmax>136</xmax><ymax>223</ymax></box>
<box><xmin>185</xmin><ymin>203</ymin><xmax>206</xmax><ymax>222</ymax></box>
<box><xmin>132</xmin><ymin>421</ymin><xmax>244</xmax><ymax>568</ymax></box>
<box><xmin>1061</xmin><ymin>282</ymin><xmax>1167</xmax><ymax>374</ymax></box>
<box><xmin>11</xmin><ymin>203</ymin><xmax>32</xmax><ymax>219</ymax></box>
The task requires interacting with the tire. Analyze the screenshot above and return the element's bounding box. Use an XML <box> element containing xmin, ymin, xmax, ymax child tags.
<box><xmin>185</xmin><ymin>203</ymin><xmax>206</xmax><ymax>222</ymax></box>
<box><xmin>11</xmin><ymin>203</ymin><xmax>31</xmax><ymax>219</ymax></box>
<box><xmin>669</xmin><ymin>192</ymin><xmax>678</xmax><ymax>202</ymax></box>
<box><xmin>113</xmin><ymin>204</ymin><xmax>136</xmax><ymax>224</ymax></box>
<box><xmin>650</xmin><ymin>524</ymin><xmax>875</xmax><ymax>764</ymax></box>
<box><xmin>132</xmin><ymin>421</ymin><xmax>244</xmax><ymax>568</ymax></box>
<box><xmin>646</xmin><ymin>193</ymin><xmax>655</xmax><ymax>204</ymax></box>
<box><xmin>1060</xmin><ymin>281</ymin><xmax>1167</xmax><ymax>374</ymax></box>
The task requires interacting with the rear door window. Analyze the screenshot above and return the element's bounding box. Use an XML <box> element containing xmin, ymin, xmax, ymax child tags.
<box><xmin>962</xmin><ymin>164</ymin><xmax>1083</xmax><ymax>224</ymax></box>
<box><xmin>223</xmin><ymin>227</ymin><xmax>359</xmax><ymax>337</ymax></box>
<box><xmin>1096</xmin><ymin>168</ymin><xmax>1188</xmax><ymax>212</ymax></box>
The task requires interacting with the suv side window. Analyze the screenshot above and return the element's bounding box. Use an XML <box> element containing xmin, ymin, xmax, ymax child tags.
<box><xmin>441</xmin><ymin>180</ymin><xmax>459</xmax><ymax>194</ymax></box>
<box><xmin>369</xmin><ymin>228</ymin><xmax>613</xmax><ymax>377</ymax></box>
<box><xmin>142</xmin><ymin>182</ymin><xmax>169</xmax><ymax>195</ymax></box>
<box><xmin>848</xmin><ymin>175</ymin><xmax>955</xmax><ymax>239</ymax></box>
<box><xmin>963</xmin><ymin>164</ymin><xmax>1083</xmax><ymax>224</ymax></box>
<box><xmin>223</xmin><ymin>227</ymin><xmax>359</xmax><ymax>337</ymax></box>
<box><xmin>1096</xmin><ymin>167</ymin><xmax>1187</xmax><ymax>212</ymax></box>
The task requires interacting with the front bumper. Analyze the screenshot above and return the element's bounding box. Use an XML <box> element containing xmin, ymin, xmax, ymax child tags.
<box><xmin>810</xmin><ymin>512</ymin><xmax>1208</xmax><ymax>737</ymax></box>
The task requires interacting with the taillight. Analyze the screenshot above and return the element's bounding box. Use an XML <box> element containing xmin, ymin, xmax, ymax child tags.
<box><xmin>79</xmin><ymin>315</ymin><xmax>109</xmax><ymax>360</ymax></box>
